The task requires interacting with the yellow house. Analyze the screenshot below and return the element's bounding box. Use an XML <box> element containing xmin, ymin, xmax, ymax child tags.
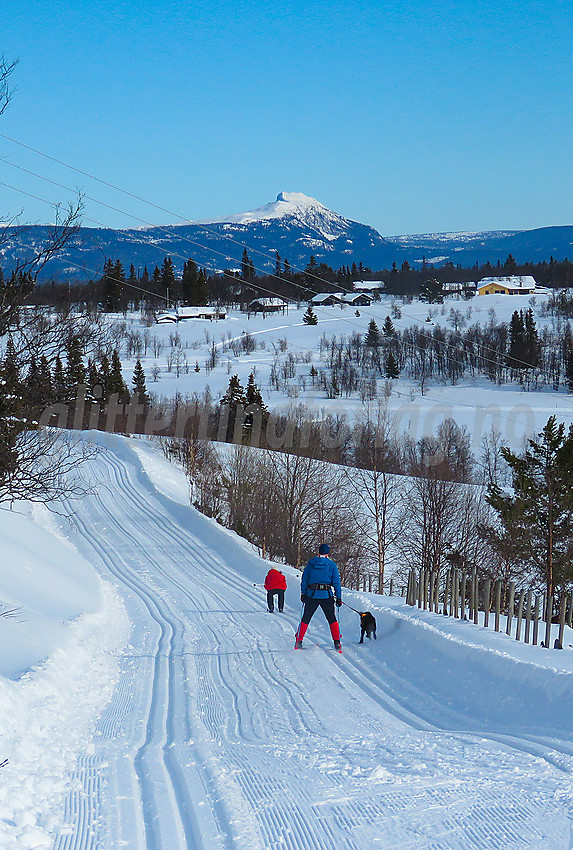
<box><xmin>478</xmin><ymin>275</ymin><xmax>536</xmax><ymax>296</ymax></box>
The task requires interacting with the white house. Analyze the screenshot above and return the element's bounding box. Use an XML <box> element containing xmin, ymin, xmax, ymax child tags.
<box><xmin>156</xmin><ymin>306</ymin><xmax>226</xmax><ymax>323</ymax></box>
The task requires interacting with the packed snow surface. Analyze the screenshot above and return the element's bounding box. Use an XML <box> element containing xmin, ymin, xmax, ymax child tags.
<box><xmin>3</xmin><ymin>433</ymin><xmax>573</xmax><ymax>847</ymax></box>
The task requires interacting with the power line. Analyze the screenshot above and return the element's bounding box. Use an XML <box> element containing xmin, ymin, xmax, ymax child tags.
<box><xmin>0</xmin><ymin>133</ymin><xmax>554</xmax><ymax>377</ymax></box>
<box><xmin>1</xmin><ymin>154</ymin><xmax>571</xmax><ymax>423</ymax></box>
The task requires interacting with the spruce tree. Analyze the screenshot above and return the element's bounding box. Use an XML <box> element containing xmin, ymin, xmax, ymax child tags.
<box><xmin>132</xmin><ymin>360</ymin><xmax>151</xmax><ymax>408</ymax></box>
<box><xmin>66</xmin><ymin>335</ymin><xmax>86</xmax><ymax>399</ymax></box>
<box><xmin>52</xmin><ymin>356</ymin><xmax>67</xmax><ymax>403</ymax></box>
<box><xmin>220</xmin><ymin>375</ymin><xmax>247</xmax><ymax>442</ymax></box>
<box><xmin>0</xmin><ymin>342</ymin><xmax>25</xmax><ymax>481</ymax></box>
<box><xmin>102</xmin><ymin>258</ymin><xmax>125</xmax><ymax>312</ymax></box>
<box><xmin>506</xmin><ymin>310</ymin><xmax>527</xmax><ymax>372</ymax></box>
<box><xmin>365</xmin><ymin>319</ymin><xmax>381</xmax><ymax>348</ymax></box>
<box><xmin>382</xmin><ymin>315</ymin><xmax>395</xmax><ymax>336</ymax></box>
<box><xmin>182</xmin><ymin>259</ymin><xmax>208</xmax><ymax>306</ymax></box>
<box><xmin>37</xmin><ymin>355</ymin><xmax>53</xmax><ymax>406</ymax></box>
<box><xmin>245</xmin><ymin>372</ymin><xmax>267</xmax><ymax>410</ymax></box>
<box><xmin>160</xmin><ymin>256</ymin><xmax>176</xmax><ymax>295</ymax></box>
<box><xmin>244</xmin><ymin>372</ymin><xmax>268</xmax><ymax>437</ymax></box>
<box><xmin>98</xmin><ymin>355</ymin><xmax>111</xmax><ymax>403</ymax></box>
<box><xmin>303</xmin><ymin>305</ymin><xmax>318</xmax><ymax>325</ymax></box>
<box><xmin>241</xmin><ymin>249</ymin><xmax>255</xmax><ymax>280</ymax></box>
<box><xmin>385</xmin><ymin>352</ymin><xmax>400</xmax><ymax>379</ymax></box>
<box><xmin>86</xmin><ymin>358</ymin><xmax>100</xmax><ymax>403</ymax></box>
<box><xmin>25</xmin><ymin>357</ymin><xmax>39</xmax><ymax>406</ymax></box>
<box><xmin>524</xmin><ymin>308</ymin><xmax>540</xmax><ymax>368</ymax></box>
<box><xmin>109</xmin><ymin>350</ymin><xmax>130</xmax><ymax>402</ymax></box>
<box><xmin>420</xmin><ymin>278</ymin><xmax>443</xmax><ymax>303</ymax></box>
<box><xmin>482</xmin><ymin>417</ymin><xmax>573</xmax><ymax>647</ymax></box>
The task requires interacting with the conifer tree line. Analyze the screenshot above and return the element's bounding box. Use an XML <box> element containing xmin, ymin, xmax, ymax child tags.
<box><xmin>8</xmin><ymin>248</ymin><xmax>573</xmax><ymax>313</ymax></box>
<box><xmin>0</xmin><ymin>334</ymin><xmax>151</xmax><ymax>429</ymax></box>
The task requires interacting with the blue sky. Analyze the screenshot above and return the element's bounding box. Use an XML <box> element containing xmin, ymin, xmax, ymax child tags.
<box><xmin>0</xmin><ymin>0</ymin><xmax>571</xmax><ymax>236</ymax></box>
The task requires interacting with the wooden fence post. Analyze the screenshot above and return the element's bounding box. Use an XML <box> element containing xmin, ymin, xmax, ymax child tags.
<box><xmin>524</xmin><ymin>591</ymin><xmax>532</xmax><ymax>644</ymax></box>
<box><xmin>494</xmin><ymin>580</ymin><xmax>501</xmax><ymax>632</ymax></box>
<box><xmin>506</xmin><ymin>582</ymin><xmax>515</xmax><ymax>636</ymax></box>
<box><xmin>516</xmin><ymin>589</ymin><xmax>525</xmax><ymax>641</ymax></box>
<box><xmin>532</xmin><ymin>595</ymin><xmax>540</xmax><ymax>646</ymax></box>
<box><xmin>483</xmin><ymin>579</ymin><xmax>491</xmax><ymax>628</ymax></box>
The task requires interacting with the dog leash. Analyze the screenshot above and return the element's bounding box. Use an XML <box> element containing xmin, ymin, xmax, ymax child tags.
<box><xmin>341</xmin><ymin>601</ymin><xmax>362</xmax><ymax>615</ymax></box>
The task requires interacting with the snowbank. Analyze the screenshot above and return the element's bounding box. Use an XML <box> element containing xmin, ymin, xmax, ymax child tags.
<box><xmin>0</xmin><ymin>505</ymin><xmax>130</xmax><ymax>848</ymax></box>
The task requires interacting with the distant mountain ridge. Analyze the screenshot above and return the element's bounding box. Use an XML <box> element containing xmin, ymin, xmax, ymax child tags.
<box><xmin>1</xmin><ymin>192</ymin><xmax>572</xmax><ymax>281</ymax></box>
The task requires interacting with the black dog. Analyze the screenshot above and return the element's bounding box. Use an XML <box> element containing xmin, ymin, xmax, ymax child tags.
<box><xmin>359</xmin><ymin>611</ymin><xmax>377</xmax><ymax>644</ymax></box>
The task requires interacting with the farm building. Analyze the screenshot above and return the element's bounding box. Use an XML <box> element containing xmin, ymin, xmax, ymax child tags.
<box><xmin>247</xmin><ymin>298</ymin><xmax>288</xmax><ymax>314</ymax></box>
<box><xmin>156</xmin><ymin>307</ymin><xmax>226</xmax><ymax>323</ymax></box>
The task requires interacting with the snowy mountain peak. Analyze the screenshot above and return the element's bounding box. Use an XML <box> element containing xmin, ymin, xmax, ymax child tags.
<box><xmin>199</xmin><ymin>191</ymin><xmax>341</xmax><ymax>228</ymax></box>
<box><xmin>274</xmin><ymin>191</ymin><xmax>327</xmax><ymax>210</ymax></box>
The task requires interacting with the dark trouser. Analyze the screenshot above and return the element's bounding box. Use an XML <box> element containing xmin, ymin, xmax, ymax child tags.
<box><xmin>267</xmin><ymin>589</ymin><xmax>284</xmax><ymax>612</ymax></box>
<box><xmin>301</xmin><ymin>596</ymin><xmax>336</xmax><ymax>625</ymax></box>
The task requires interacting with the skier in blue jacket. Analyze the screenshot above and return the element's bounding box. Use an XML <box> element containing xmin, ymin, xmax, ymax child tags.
<box><xmin>295</xmin><ymin>544</ymin><xmax>342</xmax><ymax>651</ymax></box>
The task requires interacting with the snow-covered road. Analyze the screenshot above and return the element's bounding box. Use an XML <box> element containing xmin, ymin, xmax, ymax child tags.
<box><xmin>53</xmin><ymin>436</ymin><xmax>573</xmax><ymax>848</ymax></box>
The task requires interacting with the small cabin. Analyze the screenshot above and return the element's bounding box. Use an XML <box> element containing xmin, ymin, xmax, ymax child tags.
<box><xmin>247</xmin><ymin>298</ymin><xmax>288</xmax><ymax>314</ymax></box>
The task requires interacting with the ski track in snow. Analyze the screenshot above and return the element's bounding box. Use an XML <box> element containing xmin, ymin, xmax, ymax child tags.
<box><xmin>51</xmin><ymin>438</ymin><xmax>573</xmax><ymax>849</ymax></box>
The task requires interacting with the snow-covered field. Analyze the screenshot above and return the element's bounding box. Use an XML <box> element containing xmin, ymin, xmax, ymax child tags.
<box><xmin>3</xmin><ymin>432</ymin><xmax>573</xmax><ymax>848</ymax></box>
<box><xmin>118</xmin><ymin>291</ymin><xmax>573</xmax><ymax>451</ymax></box>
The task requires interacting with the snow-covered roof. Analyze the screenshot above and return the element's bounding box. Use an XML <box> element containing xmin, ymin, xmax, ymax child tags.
<box><xmin>343</xmin><ymin>293</ymin><xmax>373</xmax><ymax>303</ymax></box>
<box><xmin>248</xmin><ymin>297</ymin><xmax>287</xmax><ymax>308</ymax></box>
<box><xmin>478</xmin><ymin>275</ymin><xmax>536</xmax><ymax>291</ymax></box>
<box><xmin>353</xmin><ymin>280</ymin><xmax>384</xmax><ymax>290</ymax></box>
<box><xmin>310</xmin><ymin>293</ymin><xmax>342</xmax><ymax>304</ymax></box>
<box><xmin>156</xmin><ymin>306</ymin><xmax>224</xmax><ymax>323</ymax></box>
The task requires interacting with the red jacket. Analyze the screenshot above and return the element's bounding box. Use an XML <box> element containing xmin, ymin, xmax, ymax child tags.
<box><xmin>264</xmin><ymin>569</ymin><xmax>287</xmax><ymax>591</ymax></box>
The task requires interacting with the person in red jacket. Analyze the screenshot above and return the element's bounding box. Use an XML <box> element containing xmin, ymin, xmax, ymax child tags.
<box><xmin>264</xmin><ymin>568</ymin><xmax>287</xmax><ymax>612</ymax></box>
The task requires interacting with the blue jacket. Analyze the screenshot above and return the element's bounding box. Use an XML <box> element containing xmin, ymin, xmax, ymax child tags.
<box><xmin>301</xmin><ymin>556</ymin><xmax>341</xmax><ymax>600</ymax></box>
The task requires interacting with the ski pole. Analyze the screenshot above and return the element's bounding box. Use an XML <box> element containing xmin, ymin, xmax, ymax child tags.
<box><xmin>335</xmin><ymin>599</ymin><xmax>342</xmax><ymax>639</ymax></box>
<box><xmin>295</xmin><ymin>600</ymin><xmax>305</xmax><ymax>641</ymax></box>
